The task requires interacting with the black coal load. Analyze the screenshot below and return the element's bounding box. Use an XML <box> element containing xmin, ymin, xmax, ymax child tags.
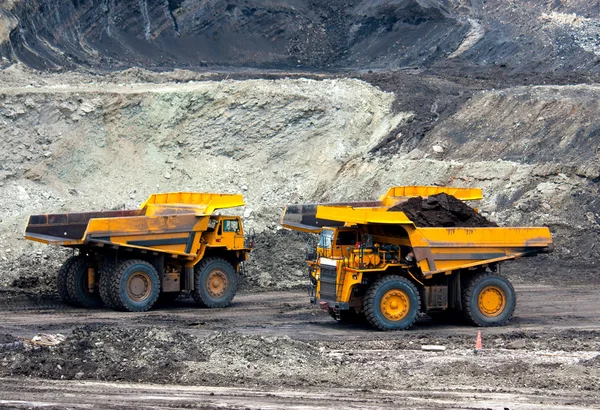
<box><xmin>388</xmin><ymin>193</ymin><xmax>497</xmax><ymax>228</ymax></box>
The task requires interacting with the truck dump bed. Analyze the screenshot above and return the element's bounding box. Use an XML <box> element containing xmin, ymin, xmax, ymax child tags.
<box><xmin>282</xmin><ymin>186</ymin><xmax>553</xmax><ymax>276</ymax></box>
<box><xmin>24</xmin><ymin>192</ymin><xmax>244</xmax><ymax>256</ymax></box>
<box><xmin>281</xmin><ymin>186</ymin><xmax>483</xmax><ymax>233</ymax></box>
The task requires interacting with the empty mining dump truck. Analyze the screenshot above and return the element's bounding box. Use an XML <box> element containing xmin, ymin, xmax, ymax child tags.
<box><xmin>24</xmin><ymin>192</ymin><xmax>252</xmax><ymax>312</ymax></box>
<box><xmin>281</xmin><ymin>186</ymin><xmax>553</xmax><ymax>330</ymax></box>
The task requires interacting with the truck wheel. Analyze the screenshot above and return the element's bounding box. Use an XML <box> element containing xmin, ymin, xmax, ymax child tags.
<box><xmin>65</xmin><ymin>256</ymin><xmax>103</xmax><ymax>308</ymax></box>
<box><xmin>99</xmin><ymin>260</ymin><xmax>118</xmax><ymax>309</ymax></box>
<box><xmin>56</xmin><ymin>255</ymin><xmax>81</xmax><ymax>305</ymax></box>
<box><xmin>110</xmin><ymin>259</ymin><xmax>160</xmax><ymax>312</ymax></box>
<box><xmin>462</xmin><ymin>272</ymin><xmax>516</xmax><ymax>327</ymax></box>
<box><xmin>192</xmin><ymin>257</ymin><xmax>237</xmax><ymax>308</ymax></box>
<box><xmin>363</xmin><ymin>275</ymin><xmax>420</xmax><ymax>331</ymax></box>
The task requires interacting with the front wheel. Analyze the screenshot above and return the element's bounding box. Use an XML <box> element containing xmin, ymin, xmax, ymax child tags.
<box><xmin>192</xmin><ymin>258</ymin><xmax>237</xmax><ymax>308</ymax></box>
<box><xmin>363</xmin><ymin>275</ymin><xmax>421</xmax><ymax>331</ymax></box>
<box><xmin>110</xmin><ymin>259</ymin><xmax>160</xmax><ymax>312</ymax></box>
<box><xmin>462</xmin><ymin>272</ymin><xmax>516</xmax><ymax>327</ymax></box>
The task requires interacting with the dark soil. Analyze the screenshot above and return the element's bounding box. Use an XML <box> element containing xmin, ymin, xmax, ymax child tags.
<box><xmin>0</xmin><ymin>325</ymin><xmax>205</xmax><ymax>383</ymax></box>
<box><xmin>11</xmin><ymin>275</ymin><xmax>40</xmax><ymax>289</ymax></box>
<box><xmin>0</xmin><ymin>333</ymin><xmax>18</xmax><ymax>344</ymax></box>
<box><xmin>388</xmin><ymin>193</ymin><xmax>498</xmax><ymax>228</ymax></box>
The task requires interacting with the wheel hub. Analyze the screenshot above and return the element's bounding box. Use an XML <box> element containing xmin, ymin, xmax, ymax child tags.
<box><xmin>127</xmin><ymin>272</ymin><xmax>151</xmax><ymax>302</ymax></box>
<box><xmin>206</xmin><ymin>269</ymin><xmax>228</xmax><ymax>298</ymax></box>
<box><xmin>380</xmin><ymin>289</ymin><xmax>409</xmax><ymax>321</ymax></box>
<box><xmin>478</xmin><ymin>285</ymin><xmax>506</xmax><ymax>317</ymax></box>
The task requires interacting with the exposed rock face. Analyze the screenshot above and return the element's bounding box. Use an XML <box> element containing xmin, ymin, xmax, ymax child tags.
<box><xmin>1</xmin><ymin>0</ymin><xmax>600</xmax><ymax>73</ymax></box>
<box><xmin>0</xmin><ymin>0</ymin><xmax>467</xmax><ymax>71</ymax></box>
<box><xmin>0</xmin><ymin>69</ymin><xmax>598</xmax><ymax>289</ymax></box>
<box><xmin>0</xmin><ymin>75</ymin><xmax>408</xmax><ymax>288</ymax></box>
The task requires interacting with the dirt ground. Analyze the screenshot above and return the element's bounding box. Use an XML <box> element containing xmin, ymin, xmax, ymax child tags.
<box><xmin>0</xmin><ymin>281</ymin><xmax>599</xmax><ymax>409</ymax></box>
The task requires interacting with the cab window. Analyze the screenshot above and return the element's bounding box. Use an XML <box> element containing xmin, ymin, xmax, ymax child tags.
<box><xmin>337</xmin><ymin>230</ymin><xmax>357</xmax><ymax>245</ymax></box>
<box><xmin>223</xmin><ymin>219</ymin><xmax>240</xmax><ymax>233</ymax></box>
<box><xmin>318</xmin><ymin>229</ymin><xmax>334</xmax><ymax>249</ymax></box>
<box><xmin>207</xmin><ymin>218</ymin><xmax>218</xmax><ymax>232</ymax></box>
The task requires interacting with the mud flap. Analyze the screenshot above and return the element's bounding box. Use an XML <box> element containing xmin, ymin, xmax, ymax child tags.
<box><xmin>449</xmin><ymin>271</ymin><xmax>462</xmax><ymax>310</ymax></box>
<box><xmin>185</xmin><ymin>266</ymin><xmax>194</xmax><ymax>290</ymax></box>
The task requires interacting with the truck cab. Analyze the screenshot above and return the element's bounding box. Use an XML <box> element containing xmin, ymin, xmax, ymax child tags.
<box><xmin>204</xmin><ymin>216</ymin><xmax>246</xmax><ymax>250</ymax></box>
<box><xmin>316</xmin><ymin>227</ymin><xmax>358</xmax><ymax>259</ymax></box>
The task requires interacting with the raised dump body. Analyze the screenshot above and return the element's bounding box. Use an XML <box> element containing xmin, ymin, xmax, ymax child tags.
<box><xmin>25</xmin><ymin>192</ymin><xmax>251</xmax><ymax>312</ymax></box>
<box><xmin>281</xmin><ymin>186</ymin><xmax>553</xmax><ymax>330</ymax></box>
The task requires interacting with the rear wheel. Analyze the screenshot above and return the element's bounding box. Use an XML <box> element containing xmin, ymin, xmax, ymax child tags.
<box><xmin>192</xmin><ymin>257</ymin><xmax>237</xmax><ymax>308</ymax></box>
<box><xmin>110</xmin><ymin>259</ymin><xmax>160</xmax><ymax>312</ymax></box>
<box><xmin>462</xmin><ymin>272</ymin><xmax>516</xmax><ymax>326</ymax></box>
<box><xmin>65</xmin><ymin>256</ymin><xmax>103</xmax><ymax>308</ymax></box>
<box><xmin>363</xmin><ymin>275</ymin><xmax>420</xmax><ymax>331</ymax></box>
<box><xmin>99</xmin><ymin>260</ymin><xmax>118</xmax><ymax>309</ymax></box>
<box><xmin>56</xmin><ymin>255</ymin><xmax>80</xmax><ymax>305</ymax></box>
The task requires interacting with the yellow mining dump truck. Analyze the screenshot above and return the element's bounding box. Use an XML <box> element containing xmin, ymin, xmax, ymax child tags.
<box><xmin>281</xmin><ymin>186</ymin><xmax>553</xmax><ymax>330</ymax></box>
<box><xmin>24</xmin><ymin>192</ymin><xmax>252</xmax><ymax>312</ymax></box>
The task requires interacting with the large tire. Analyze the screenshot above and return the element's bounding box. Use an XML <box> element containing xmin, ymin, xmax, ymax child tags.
<box><xmin>99</xmin><ymin>260</ymin><xmax>118</xmax><ymax>309</ymax></box>
<box><xmin>110</xmin><ymin>259</ymin><xmax>160</xmax><ymax>312</ymax></box>
<box><xmin>192</xmin><ymin>257</ymin><xmax>237</xmax><ymax>308</ymax></box>
<box><xmin>65</xmin><ymin>256</ymin><xmax>103</xmax><ymax>308</ymax></box>
<box><xmin>363</xmin><ymin>275</ymin><xmax>421</xmax><ymax>331</ymax></box>
<box><xmin>462</xmin><ymin>272</ymin><xmax>516</xmax><ymax>327</ymax></box>
<box><xmin>56</xmin><ymin>255</ymin><xmax>81</xmax><ymax>305</ymax></box>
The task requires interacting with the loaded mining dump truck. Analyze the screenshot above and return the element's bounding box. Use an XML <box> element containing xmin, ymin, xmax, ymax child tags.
<box><xmin>24</xmin><ymin>192</ymin><xmax>252</xmax><ymax>312</ymax></box>
<box><xmin>281</xmin><ymin>186</ymin><xmax>554</xmax><ymax>330</ymax></box>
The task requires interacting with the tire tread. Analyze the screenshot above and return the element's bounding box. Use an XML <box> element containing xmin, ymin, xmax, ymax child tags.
<box><xmin>99</xmin><ymin>260</ymin><xmax>118</xmax><ymax>309</ymax></box>
<box><xmin>65</xmin><ymin>256</ymin><xmax>103</xmax><ymax>308</ymax></box>
<box><xmin>192</xmin><ymin>257</ymin><xmax>237</xmax><ymax>308</ymax></box>
<box><xmin>363</xmin><ymin>275</ymin><xmax>421</xmax><ymax>331</ymax></box>
<box><xmin>56</xmin><ymin>255</ymin><xmax>80</xmax><ymax>305</ymax></box>
<box><xmin>109</xmin><ymin>259</ymin><xmax>159</xmax><ymax>312</ymax></box>
<box><xmin>462</xmin><ymin>272</ymin><xmax>516</xmax><ymax>327</ymax></box>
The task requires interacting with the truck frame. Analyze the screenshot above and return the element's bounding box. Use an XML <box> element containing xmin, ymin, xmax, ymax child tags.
<box><xmin>25</xmin><ymin>192</ymin><xmax>252</xmax><ymax>312</ymax></box>
<box><xmin>281</xmin><ymin>186</ymin><xmax>554</xmax><ymax>330</ymax></box>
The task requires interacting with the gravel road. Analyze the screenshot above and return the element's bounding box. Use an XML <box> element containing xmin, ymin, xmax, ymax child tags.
<box><xmin>0</xmin><ymin>284</ymin><xmax>599</xmax><ymax>409</ymax></box>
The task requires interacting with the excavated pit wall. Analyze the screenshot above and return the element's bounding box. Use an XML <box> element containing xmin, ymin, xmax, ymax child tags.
<box><xmin>1</xmin><ymin>76</ymin><xmax>599</xmax><ymax>290</ymax></box>
<box><xmin>0</xmin><ymin>77</ymin><xmax>409</xmax><ymax>289</ymax></box>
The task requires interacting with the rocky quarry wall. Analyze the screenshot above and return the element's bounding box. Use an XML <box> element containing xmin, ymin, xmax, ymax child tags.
<box><xmin>2</xmin><ymin>0</ymin><xmax>600</xmax><ymax>75</ymax></box>
<box><xmin>0</xmin><ymin>72</ymin><xmax>598</xmax><ymax>290</ymax></box>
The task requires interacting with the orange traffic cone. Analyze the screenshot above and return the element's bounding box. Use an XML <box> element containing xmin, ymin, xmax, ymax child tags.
<box><xmin>475</xmin><ymin>330</ymin><xmax>483</xmax><ymax>350</ymax></box>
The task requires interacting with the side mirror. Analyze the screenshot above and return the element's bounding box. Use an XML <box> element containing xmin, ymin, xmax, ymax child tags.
<box><xmin>245</xmin><ymin>228</ymin><xmax>256</xmax><ymax>249</ymax></box>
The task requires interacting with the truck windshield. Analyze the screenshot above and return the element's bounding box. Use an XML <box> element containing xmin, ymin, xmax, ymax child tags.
<box><xmin>318</xmin><ymin>230</ymin><xmax>334</xmax><ymax>249</ymax></box>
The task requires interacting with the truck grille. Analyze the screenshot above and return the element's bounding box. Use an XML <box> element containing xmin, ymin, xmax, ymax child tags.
<box><xmin>319</xmin><ymin>266</ymin><xmax>337</xmax><ymax>301</ymax></box>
